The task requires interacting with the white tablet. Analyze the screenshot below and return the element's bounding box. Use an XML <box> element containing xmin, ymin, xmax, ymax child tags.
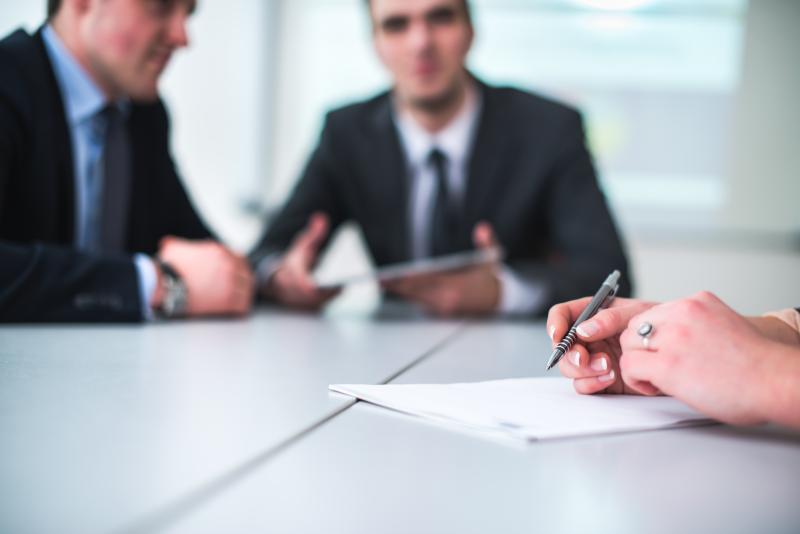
<box><xmin>315</xmin><ymin>247</ymin><xmax>504</xmax><ymax>290</ymax></box>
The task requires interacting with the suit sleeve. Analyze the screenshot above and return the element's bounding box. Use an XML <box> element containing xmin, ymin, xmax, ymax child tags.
<box><xmin>0</xmin><ymin>89</ymin><xmax>15</xmax><ymax>226</ymax></box>
<box><xmin>511</xmin><ymin>111</ymin><xmax>632</xmax><ymax>308</ymax></box>
<box><xmin>248</xmin><ymin>113</ymin><xmax>348</xmax><ymax>265</ymax></box>
<box><xmin>0</xmin><ymin>241</ymin><xmax>143</xmax><ymax>323</ymax></box>
<box><xmin>0</xmin><ymin>80</ymin><xmax>143</xmax><ymax>323</ymax></box>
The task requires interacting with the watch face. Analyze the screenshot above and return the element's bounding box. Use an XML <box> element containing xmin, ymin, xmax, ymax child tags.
<box><xmin>159</xmin><ymin>262</ymin><xmax>188</xmax><ymax>317</ymax></box>
<box><xmin>165</xmin><ymin>280</ymin><xmax>188</xmax><ymax>316</ymax></box>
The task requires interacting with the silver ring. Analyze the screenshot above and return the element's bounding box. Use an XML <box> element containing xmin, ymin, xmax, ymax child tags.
<box><xmin>638</xmin><ymin>322</ymin><xmax>654</xmax><ymax>350</ymax></box>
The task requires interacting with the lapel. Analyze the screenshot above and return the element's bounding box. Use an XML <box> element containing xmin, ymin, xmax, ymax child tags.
<box><xmin>367</xmin><ymin>96</ymin><xmax>411</xmax><ymax>263</ymax></box>
<box><xmin>464</xmin><ymin>80</ymin><xmax>510</xmax><ymax>230</ymax></box>
<box><xmin>33</xmin><ymin>28</ymin><xmax>76</xmax><ymax>244</ymax></box>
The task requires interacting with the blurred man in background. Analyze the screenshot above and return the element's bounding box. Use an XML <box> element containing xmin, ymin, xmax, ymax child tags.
<box><xmin>0</xmin><ymin>0</ymin><xmax>254</xmax><ymax>322</ymax></box>
<box><xmin>252</xmin><ymin>0</ymin><xmax>630</xmax><ymax>317</ymax></box>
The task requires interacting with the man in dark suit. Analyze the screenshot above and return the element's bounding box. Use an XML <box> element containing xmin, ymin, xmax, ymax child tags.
<box><xmin>252</xmin><ymin>0</ymin><xmax>631</xmax><ymax>316</ymax></box>
<box><xmin>0</xmin><ymin>0</ymin><xmax>254</xmax><ymax>322</ymax></box>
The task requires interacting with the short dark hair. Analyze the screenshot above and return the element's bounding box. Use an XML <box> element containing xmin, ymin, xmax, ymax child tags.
<box><xmin>47</xmin><ymin>0</ymin><xmax>62</xmax><ymax>18</ymax></box>
<box><xmin>364</xmin><ymin>0</ymin><xmax>472</xmax><ymax>26</ymax></box>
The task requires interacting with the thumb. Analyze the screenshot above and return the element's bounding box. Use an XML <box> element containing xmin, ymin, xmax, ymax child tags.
<box><xmin>473</xmin><ymin>221</ymin><xmax>499</xmax><ymax>250</ymax></box>
<box><xmin>297</xmin><ymin>212</ymin><xmax>329</xmax><ymax>251</ymax></box>
<box><xmin>158</xmin><ymin>235</ymin><xmax>181</xmax><ymax>251</ymax></box>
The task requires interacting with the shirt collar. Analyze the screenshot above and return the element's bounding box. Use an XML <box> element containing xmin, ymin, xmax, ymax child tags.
<box><xmin>41</xmin><ymin>25</ymin><xmax>109</xmax><ymax>126</ymax></box>
<box><xmin>394</xmin><ymin>80</ymin><xmax>482</xmax><ymax>169</ymax></box>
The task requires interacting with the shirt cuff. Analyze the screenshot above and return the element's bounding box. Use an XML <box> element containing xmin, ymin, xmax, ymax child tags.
<box><xmin>255</xmin><ymin>252</ymin><xmax>284</xmax><ymax>293</ymax></box>
<box><xmin>496</xmin><ymin>264</ymin><xmax>548</xmax><ymax>316</ymax></box>
<box><xmin>134</xmin><ymin>254</ymin><xmax>157</xmax><ymax>321</ymax></box>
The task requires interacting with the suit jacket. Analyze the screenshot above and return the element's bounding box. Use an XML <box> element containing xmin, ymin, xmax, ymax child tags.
<box><xmin>253</xmin><ymin>79</ymin><xmax>632</xmax><ymax>313</ymax></box>
<box><xmin>0</xmin><ymin>28</ymin><xmax>211</xmax><ymax>322</ymax></box>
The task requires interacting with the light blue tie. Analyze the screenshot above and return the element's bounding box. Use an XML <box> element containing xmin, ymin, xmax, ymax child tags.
<box><xmin>82</xmin><ymin>110</ymin><xmax>106</xmax><ymax>251</ymax></box>
<box><xmin>82</xmin><ymin>106</ymin><xmax>130</xmax><ymax>252</ymax></box>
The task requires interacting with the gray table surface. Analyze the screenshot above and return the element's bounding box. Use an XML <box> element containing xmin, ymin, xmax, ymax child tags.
<box><xmin>0</xmin><ymin>306</ymin><xmax>462</xmax><ymax>534</ymax></box>
<box><xmin>164</xmin><ymin>322</ymin><xmax>800</xmax><ymax>534</ymax></box>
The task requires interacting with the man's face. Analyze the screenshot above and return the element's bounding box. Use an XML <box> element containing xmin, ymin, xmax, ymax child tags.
<box><xmin>81</xmin><ymin>0</ymin><xmax>195</xmax><ymax>100</ymax></box>
<box><xmin>370</xmin><ymin>0</ymin><xmax>473</xmax><ymax>109</ymax></box>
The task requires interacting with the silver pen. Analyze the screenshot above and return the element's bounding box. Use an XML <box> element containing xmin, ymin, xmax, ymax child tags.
<box><xmin>545</xmin><ymin>270</ymin><xmax>621</xmax><ymax>370</ymax></box>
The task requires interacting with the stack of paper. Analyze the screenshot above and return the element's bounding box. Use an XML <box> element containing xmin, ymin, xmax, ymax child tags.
<box><xmin>329</xmin><ymin>378</ymin><xmax>715</xmax><ymax>441</ymax></box>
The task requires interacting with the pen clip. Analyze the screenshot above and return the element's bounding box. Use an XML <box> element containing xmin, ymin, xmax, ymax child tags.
<box><xmin>602</xmin><ymin>284</ymin><xmax>619</xmax><ymax>308</ymax></box>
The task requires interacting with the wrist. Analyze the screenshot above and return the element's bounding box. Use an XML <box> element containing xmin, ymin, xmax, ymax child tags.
<box><xmin>751</xmin><ymin>341</ymin><xmax>800</xmax><ymax>427</ymax></box>
<box><xmin>150</xmin><ymin>259</ymin><xmax>166</xmax><ymax>310</ymax></box>
<box><xmin>255</xmin><ymin>252</ymin><xmax>285</xmax><ymax>299</ymax></box>
<box><xmin>262</xmin><ymin>266</ymin><xmax>283</xmax><ymax>300</ymax></box>
<box><xmin>487</xmin><ymin>268</ymin><xmax>502</xmax><ymax>312</ymax></box>
<box><xmin>747</xmin><ymin>316</ymin><xmax>800</xmax><ymax>345</ymax></box>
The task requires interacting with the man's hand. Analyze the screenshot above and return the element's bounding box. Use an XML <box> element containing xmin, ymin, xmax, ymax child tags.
<box><xmin>383</xmin><ymin>222</ymin><xmax>501</xmax><ymax>316</ymax></box>
<box><xmin>264</xmin><ymin>212</ymin><xmax>340</xmax><ymax>310</ymax></box>
<box><xmin>156</xmin><ymin>237</ymin><xmax>255</xmax><ymax>317</ymax></box>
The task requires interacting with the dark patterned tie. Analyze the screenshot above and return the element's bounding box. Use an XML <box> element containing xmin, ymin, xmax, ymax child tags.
<box><xmin>98</xmin><ymin>105</ymin><xmax>131</xmax><ymax>252</ymax></box>
<box><xmin>428</xmin><ymin>148</ymin><xmax>460</xmax><ymax>257</ymax></box>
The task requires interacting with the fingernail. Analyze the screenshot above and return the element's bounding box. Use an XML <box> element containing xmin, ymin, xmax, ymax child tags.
<box><xmin>598</xmin><ymin>370</ymin><xmax>615</xmax><ymax>383</ymax></box>
<box><xmin>590</xmin><ymin>358</ymin><xmax>608</xmax><ymax>372</ymax></box>
<box><xmin>569</xmin><ymin>351</ymin><xmax>580</xmax><ymax>366</ymax></box>
<box><xmin>576</xmin><ymin>322</ymin><xmax>598</xmax><ymax>337</ymax></box>
<box><xmin>548</xmin><ymin>326</ymin><xmax>555</xmax><ymax>341</ymax></box>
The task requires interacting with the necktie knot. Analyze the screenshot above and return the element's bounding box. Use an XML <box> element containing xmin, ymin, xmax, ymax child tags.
<box><xmin>427</xmin><ymin>147</ymin><xmax>449</xmax><ymax>198</ymax></box>
<box><xmin>428</xmin><ymin>147</ymin><xmax>447</xmax><ymax>167</ymax></box>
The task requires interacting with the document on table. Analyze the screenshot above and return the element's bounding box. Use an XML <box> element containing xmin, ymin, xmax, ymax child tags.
<box><xmin>329</xmin><ymin>378</ymin><xmax>715</xmax><ymax>441</ymax></box>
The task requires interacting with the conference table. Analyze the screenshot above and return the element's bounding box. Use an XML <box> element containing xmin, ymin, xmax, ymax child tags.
<box><xmin>1</xmin><ymin>304</ymin><xmax>799</xmax><ymax>534</ymax></box>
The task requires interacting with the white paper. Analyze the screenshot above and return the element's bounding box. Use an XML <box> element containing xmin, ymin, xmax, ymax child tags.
<box><xmin>329</xmin><ymin>378</ymin><xmax>715</xmax><ymax>441</ymax></box>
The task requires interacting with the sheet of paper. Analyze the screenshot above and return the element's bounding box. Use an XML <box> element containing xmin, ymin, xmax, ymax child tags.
<box><xmin>314</xmin><ymin>247</ymin><xmax>502</xmax><ymax>289</ymax></box>
<box><xmin>329</xmin><ymin>378</ymin><xmax>715</xmax><ymax>441</ymax></box>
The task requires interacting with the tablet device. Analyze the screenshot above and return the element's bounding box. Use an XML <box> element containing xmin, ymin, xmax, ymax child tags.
<box><xmin>315</xmin><ymin>247</ymin><xmax>503</xmax><ymax>290</ymax></box>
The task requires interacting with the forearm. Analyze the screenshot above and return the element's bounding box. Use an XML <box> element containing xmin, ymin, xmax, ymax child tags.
<box><xmin>0</xmin><ymin>241</ymin><xmax>142</xmax><ymax>322</ymax></box>
<box><xmin>755</xmin><ymin>342</ymin><xmax>800</xmax><ymax>429</ymax></box>
<box><xmin>747</xmin><ymin>315</ymin><xmax>800</xmax><ymax>345</ymax></box>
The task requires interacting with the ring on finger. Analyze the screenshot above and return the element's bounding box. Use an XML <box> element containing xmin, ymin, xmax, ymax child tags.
<box><xmin>637</xmin><ymin>321</ymin><xmax>655</xmax><ymax>350</ymax></box>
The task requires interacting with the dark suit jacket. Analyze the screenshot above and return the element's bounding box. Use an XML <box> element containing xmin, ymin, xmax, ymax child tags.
<box><xmin>0</xmin><ymin>28</ymin><xmax>211</xmax><ymax>322</ymax></box>
<box><xmin>253</xmin><ymin>79</ymin><xmax>632</xmax><ymax>314</ymax></box>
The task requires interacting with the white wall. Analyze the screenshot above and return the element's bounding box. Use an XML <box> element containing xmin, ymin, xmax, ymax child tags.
<box><xmin>159</xmin><ymin>0</ymin><xmax>275</xmax><ymax>251</ymax></box>
<box><xmin>724</xmin><ymin>0</ymin><xmax>800</xmax><ymax>234</ymax></box>
<box><xmin>0</xmin><ymin>5</ymin><xmax>45</xmax><ymax>37</ymax></box>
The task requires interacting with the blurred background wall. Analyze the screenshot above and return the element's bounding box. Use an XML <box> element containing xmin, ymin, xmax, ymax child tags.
<box><xmin>2</xmin><ymin>0</ymin><xmax>798</xmax><ymax>313</ymax></box>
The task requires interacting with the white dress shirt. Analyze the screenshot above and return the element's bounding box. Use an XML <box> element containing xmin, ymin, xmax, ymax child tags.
<box><xmin>393</xmin><ymin>83</ymin><xmax>546</xmax><ymax>315</ymax></box>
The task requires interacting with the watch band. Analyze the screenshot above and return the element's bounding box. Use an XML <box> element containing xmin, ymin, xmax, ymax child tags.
<box><xmin>155</xmin><ymin>259</ymin><xmax>188</xmax><ymax>318</ymax></box>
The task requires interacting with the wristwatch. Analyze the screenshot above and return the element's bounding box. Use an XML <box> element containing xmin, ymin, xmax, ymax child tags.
<box><xmin>155</xmin><ymin>259</ymin><xmax>188</xmax><ymax>318</ymax></box>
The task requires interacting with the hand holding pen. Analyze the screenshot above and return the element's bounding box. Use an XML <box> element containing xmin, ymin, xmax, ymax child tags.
<box><xmin>546</xmin><ymin>285</ymin><xmax>657</xmax><ymax>395</ymax></box>
<box><xmin>546</xmin><ymin>270</ymin><xmax>621</xmax><ymax>370</ymax></box>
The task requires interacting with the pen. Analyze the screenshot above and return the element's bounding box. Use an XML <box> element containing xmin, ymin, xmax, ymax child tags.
<box><xmin>545</xmin><ymin>270</ymin><xmax>621</xmax><ymax>370</ymax></box>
